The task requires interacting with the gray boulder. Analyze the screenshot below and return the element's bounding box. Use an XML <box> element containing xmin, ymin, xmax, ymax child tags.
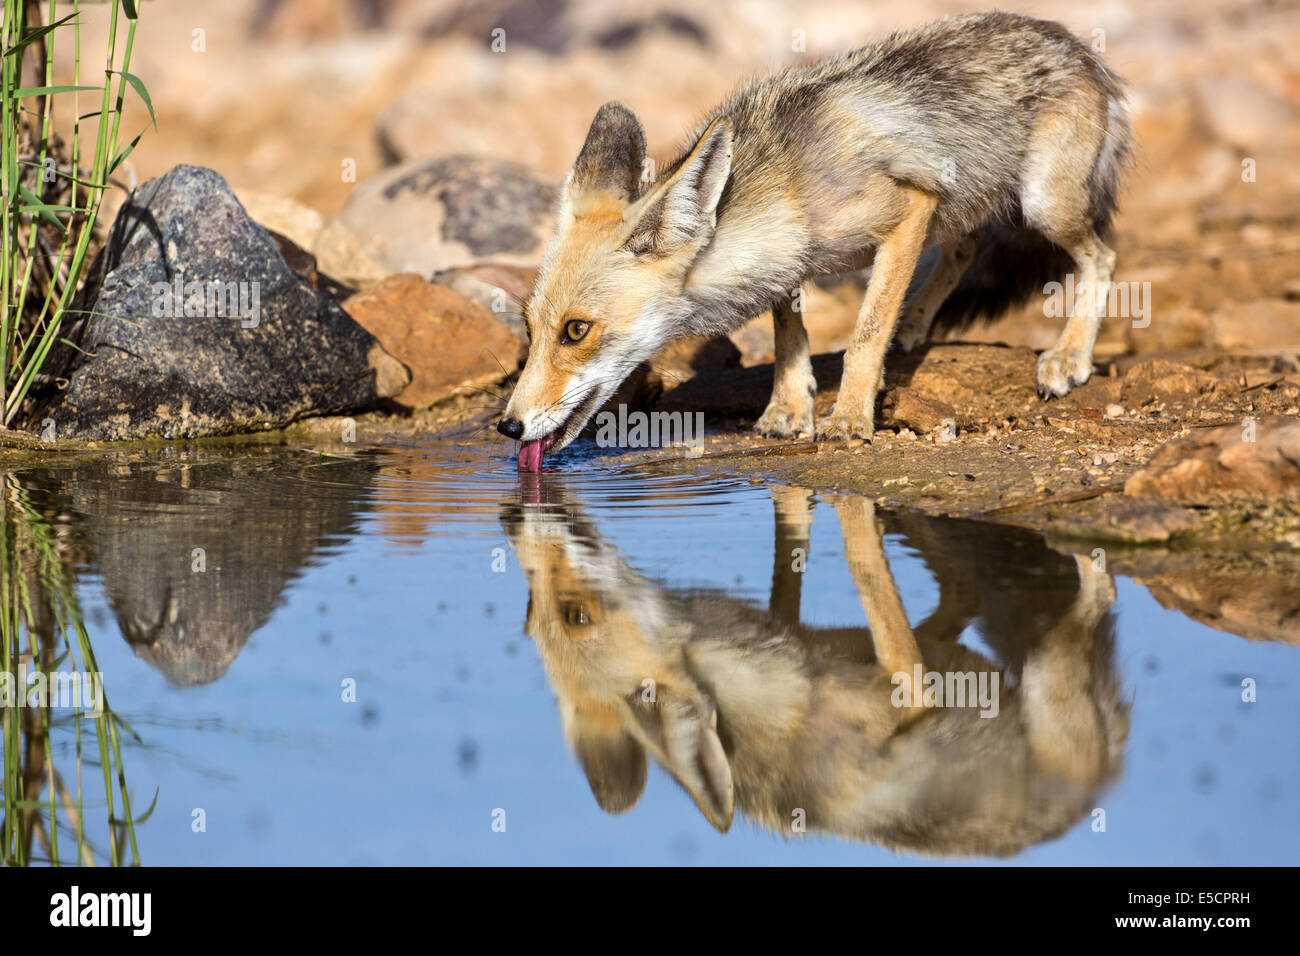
<box><xmin>38</xmin><ymin>164</ymin><xmax>408</xmax><ymax>440</ymax></box>
<box><xmin>316</xmin><ymin>156</ymin><xmax>558</xmax><ymax>279</ymax></box>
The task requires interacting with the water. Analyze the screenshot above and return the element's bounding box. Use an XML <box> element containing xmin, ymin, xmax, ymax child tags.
<box><xmin>2</xmin><ymin>439</ymin><xmax>1296</xmax><ymax>865</ymax></box>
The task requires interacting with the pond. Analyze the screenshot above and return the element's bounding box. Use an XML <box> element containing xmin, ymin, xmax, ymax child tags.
<box><xmin>2</xmin><ymin>438</ymin><xmax>1296</xmax><ymax>865</ymax></box>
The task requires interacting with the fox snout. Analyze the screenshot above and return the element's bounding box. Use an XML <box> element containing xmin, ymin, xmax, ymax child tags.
<box><xmin>499</xmin><ymin>341</ymin><xmax>637</xmax><ymax>472</ymax></box>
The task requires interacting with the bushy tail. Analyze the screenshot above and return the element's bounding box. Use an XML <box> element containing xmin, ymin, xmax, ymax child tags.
<box><xmin>933</xmin><ymin>87</ymin><xmax>1131</xmax><ymax>333</ymax></box>
<box><xmin>929</xmin><ymin>215</ymin><xmax>1075</xmax><ymax>332</ymax></box>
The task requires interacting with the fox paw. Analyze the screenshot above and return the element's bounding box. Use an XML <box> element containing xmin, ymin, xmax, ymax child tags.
<box><xmin>1036</xmin><ymin>348</ymin><xmax>1094</xmax><ymax>399</ymax></box>
<box><xmin>755</xmin><ymin>402</ymin><xmax>814</xmax><ymax>439</ymax></box>
<box><xmin>816</xmin><ymin>411</ymin><xmax>874</xmax><ymax>442</ymax></box>
<box><xmin>1073</xmin><ymin>554</ymin><xmax>1118</xmax><ymax>609</ymax></box>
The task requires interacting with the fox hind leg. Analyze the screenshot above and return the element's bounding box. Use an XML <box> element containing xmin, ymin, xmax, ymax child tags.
<box><xmin>1036</xmin><ymin>230</ymin><xmax>1115</xmax><ymax>398</ymax></box>
<box><xmin>819</xmin><ymin>185</ymin><xmax>938</xmax><ymax>441</ymax></box>
<box><xmin>895</xmin><ymin>232</ymin><xmax>980</xmax><ymax>353</ymax></box>
<box><xmin>755</xmin><ymin>292</ymin><xmax>816</xmax><ymax>438</ymax></box>
<box><xmin>1021</xmin><ymin>553</ymin><xmax>1116</xmax><ymax>784</ymax></box>
<box><xmin>1022</xmin><ymin>87</ymin><xmax>1116</xmax><ymax>398</ymax></box>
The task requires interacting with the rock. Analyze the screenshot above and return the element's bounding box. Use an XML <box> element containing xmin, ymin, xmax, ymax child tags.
<box><xmin>35</xmin><ymin>165</ymin><xmax>409</xmax><ymax>441</ymax></box>
<box><xmin>312</xmin><ymin>219</ymin><xmax>392</xmax><ymax>289</ymax></box>
<box><xmin>325</xmin><ymin>156</ymin><xmax>558</xmax><ymax>277</ymax></box>
<box><xmin>233</xmin><ymin>187</ymin><xmax>324</xmax><ymax>252</ymax></box>
<box><xmin>1118</xmin><ymin>359</ymin><xmax>1211</xmax><ymax>405</ymax></box>
<box><xmin>32</xmin><ymin>452</ymin><xmax>379</xmax><ymax>685</ymax></box>
<box><xmin>885</xmin><ymin>387</ymin><xmax>957</xmax><ymax>434</ymax></box>
<box><xmin>266</xmin><ymin>229</ymin><xmax>353</xmax><ymax>302</ymax></box>
<box><xmin>1141</xmin><ymin>568</ymin><xmax>1300</xmax><ymax>645</ymax></box>
<box><xmin>726</xmin><ymin>281</ymin><xmax>864</xmax><ymax>365</ymax></box>
<box><xmin>262</xmin><ymin>0</ymin><xmax>359</xmax><ymax>43</ymax></box>
<box><xmin>268</xmin><ymin>229</ymin><xmax>319</xmax><ymax>285</ymax></box>
<box><xmin>342</xmin><ymin>274</ymin><xmax>523</xmax><ymax>409</ymax></box>
<box><xmin>893</xmin><ymin>344</ymin><xmax>1039</xmax><ymax>425</ymax></box>
<box><xmin>657</xmin><ymin>352</ymin><xmax>845</xmax><ymax>419</ymax></box>
<box><xmin>1124</xmin><ymin>417</ymin><xmax>1300</xmax><ymax>507</ymax></box>
<box><xmin>1206</xmin><ymin>299</ymin><xmax>1300</xmax><ymax>351</ymax></box>
<box><xmin>372</xmin><ymin>9</ymin><xmax>720</xmax><ymax>168</ymax></box>
<box><xmin>1100</xmin><ymin>501</ymin><xmax>1206</xmax><ymax>544</ymax></box>
<box><xmin>590</xmin><ymin>11</ymin><xmax>710</xmax><ymax>52</ymax></box>
<box><xmin>421</xmin><ymin>0</ymin><xmax>575</xmax><ymax>55</ymax></box>
<box><xmin>420</xmin><ymin>1</ymin><xmax>710</xmax><ymax>56</ymax></box>
<box><xmin>610</xmin><ymin>335</ymin><xmax>742</xmax><ymax>410</ymax></box>
<box><xmin>728</xmin><ymin>318</ymin><xmax>775</xmax><ymax>366</ymax></box>
<box><xmin>1194</xmin><ymin>75</ymin><xmax>1297</xmax><ymax>153</ymax></box>
<box><xmin>1126</xmin><ymin>305</ymin><xmax>1207</xmax><ymax>353</ymax></box>
<box><xmin>430</xmin><ymin>262</ymin><xmax>538</xmax><ymax>339</ymax></box>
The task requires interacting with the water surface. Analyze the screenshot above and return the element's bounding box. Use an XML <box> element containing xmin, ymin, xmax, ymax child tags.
<box><xmin>2</xmin><ymin>439</ymin><xmax>1296</xmax><ymax>865</ymax></box>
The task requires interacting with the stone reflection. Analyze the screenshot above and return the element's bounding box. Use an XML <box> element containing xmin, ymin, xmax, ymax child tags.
<box><xmin>15</xmin><ymin>450</ymin><xmax>377</xmax><ymax>686</ymax></box>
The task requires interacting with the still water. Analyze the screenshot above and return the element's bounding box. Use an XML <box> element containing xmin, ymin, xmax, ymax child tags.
<box><xmin>2</xmin><ymin>439</ymin><xmax>1296</xmax><ymax>865</ymax></box>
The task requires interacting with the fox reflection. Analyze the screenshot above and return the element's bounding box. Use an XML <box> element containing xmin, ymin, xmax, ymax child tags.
<box><xmin>501</xmin><ymin>485</ymin><xmax>1129</xmax><ymax>857</ymax></box>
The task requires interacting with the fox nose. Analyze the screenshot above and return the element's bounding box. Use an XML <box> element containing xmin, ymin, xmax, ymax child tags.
<box><xmin>498</xmin><ymin>417</ymin><xmax>525</xmax><ymax>440</ymax></box>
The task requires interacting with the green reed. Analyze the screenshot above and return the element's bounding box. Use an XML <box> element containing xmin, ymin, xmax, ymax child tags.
<box><xmin>1</xmin><ymin>470</ymin><xmax>152</xmax><ymax>865</ymax></box>
<box><xmin>2</xmin><ymin>0</ymin><xmax>152</xmax><ymax>428</ymax></box>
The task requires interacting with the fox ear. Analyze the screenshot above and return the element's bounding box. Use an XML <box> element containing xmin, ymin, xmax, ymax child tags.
<box><xmin>632</xmin><ymin>691</ymin><xmax>735</xmax><ymax>832</ymax></box>
<box><xmin>624</xmin><ymin>115</ymin><xmax>733</xmax><ymax>258</ymax></box>
<box><xmin>572</xmin><ymin>727</ymin><xmax>649</xmax><ymax>816</ymax></box>
<box><xmin>567</xmin><ymin>101</ymin><xmax>647</xmax><ymax>206</ymax></box>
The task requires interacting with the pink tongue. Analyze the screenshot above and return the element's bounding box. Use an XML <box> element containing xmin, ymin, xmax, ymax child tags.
<box><xmin>517</xmin><ymin>439</ymin><xmax>545</xmax><ymax>473</ymax></box>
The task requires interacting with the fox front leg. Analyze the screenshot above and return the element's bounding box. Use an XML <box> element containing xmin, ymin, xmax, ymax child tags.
<box><xmin>832</xmin><ymin>495</ymin><xmax>926</xmax><ymax>722</ymax></box>
<box><xmin>819</xmin><ymin>186</ymin><xmax>938</xmax><ymax>441</ymax></box>
<box><xmin>754</xmin><ymin>293</ymin><xmax>816</xmax><ymax>438</ymax></box>
<box><xmin>768</xmin><ymin>484</ymin><xmax>815</xmax><ymax>627</ymax></box>
<box><xmin>1021</xmin><ymin>553</ymin><xmax>1117</xmax><ymax>784</ymax></box>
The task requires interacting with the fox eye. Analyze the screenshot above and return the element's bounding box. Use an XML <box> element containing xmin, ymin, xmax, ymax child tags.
<box><xmin>561</xmin><ymin>319</ymin><xmax>591</xmax><ymax>344</ymax></box>
<box><xmin>562</xmin><ymin>602</ymin><xmax>592</xmax><ymax>627</ymax></box>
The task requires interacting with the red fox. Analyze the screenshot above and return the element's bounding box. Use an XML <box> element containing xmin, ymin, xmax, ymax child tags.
<box><xmin>498</xmin><ymin>11</ymin><xmax>1131</xmax><ymax>470</ymax></box>
<box><xmin>501</xmin><ymin>484</ymin><xmax>1129</xmax><ymax>853</ymax></box>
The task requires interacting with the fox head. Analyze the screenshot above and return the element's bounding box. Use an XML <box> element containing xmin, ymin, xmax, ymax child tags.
<box><xmin>501</xmin><ymin>497</ymin><xmax>735</xmax><ymax>830</ymax></box>
<box><xmin>499</xmin><ymin>102</ymin><xmax>734</xmax><ymax>471</ymax></box>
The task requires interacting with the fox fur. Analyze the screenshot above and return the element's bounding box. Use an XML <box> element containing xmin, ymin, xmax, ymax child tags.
<box><xmin>502</xmin><ymin>11</ymin><xmax>1131</xmax><ymax>468</ymax></box>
